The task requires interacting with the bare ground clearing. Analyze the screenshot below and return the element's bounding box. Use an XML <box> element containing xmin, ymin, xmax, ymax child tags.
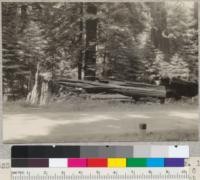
<box><xmin>3</xmin><ymin>101</ymin><xmax>199</xmax><ymax>143</ymax></box>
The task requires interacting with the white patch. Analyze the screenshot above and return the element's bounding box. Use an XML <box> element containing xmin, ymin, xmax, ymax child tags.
<box><xmin>80</xmin><ymin>113</ymin><xmax>89</xmax><ymax>116</ymax></box>
<box><xmin>107</xmin><ymin>125</ymin><xmax>120</xmax><ymax>129</ymax></box>
<box><xmin>169</xmin><ymin>111</ymin><xmax>198</xmax><ymax>119</ymax></box>
<box><xmin>127</xmin><ymin>114</ymin><xmax>150</xmax><ymax>119</ymax></box>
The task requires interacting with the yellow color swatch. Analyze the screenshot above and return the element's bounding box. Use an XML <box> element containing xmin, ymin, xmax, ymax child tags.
<box><xmin>108</xmin><ymin>158</ymin><xmax>126</xmax><ymax>168</ymax></box>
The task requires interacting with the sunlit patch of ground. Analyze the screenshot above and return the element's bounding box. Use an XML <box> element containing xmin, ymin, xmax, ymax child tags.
<box><xmin>3</xmin><ymin>100</ymin><xmax>199</xmax><ymax>143</ymax></box>
<box><xmin>3</xmin><ymin>113</ymin><xmax>120</xmax><ymax>140</ymax></box>
<box><xmin>169</xmin><ymin>111</ymin><xmax>198</xmax><ymax>119</ymax></box>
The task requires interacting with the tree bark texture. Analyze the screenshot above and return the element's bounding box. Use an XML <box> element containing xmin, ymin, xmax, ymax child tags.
<box><xmin>149</xmin><ymin>2</ymin><xmax>170</xmax><ymax>53</ymax></box>
<box><xmin>84</xmin><ymin>3</ymin><xmax>97</xmax><ymax>81</ymax></box>
<box><xmin>78</xmin><ymin>3</ymin><xmax>84</xmax><ymax>80</ymax></box>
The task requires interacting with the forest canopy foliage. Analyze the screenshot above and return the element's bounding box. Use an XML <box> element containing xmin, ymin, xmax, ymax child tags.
<box><xmin>2</xmin><ymin>2</ymin><xmax>198</xmax><ymax>102</ymax></box>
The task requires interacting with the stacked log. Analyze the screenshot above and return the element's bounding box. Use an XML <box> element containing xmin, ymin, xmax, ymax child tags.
<box><xmin>55</xmin><ymin>78</ymin><xmax>166</xmax><ymax>99</ymax></box>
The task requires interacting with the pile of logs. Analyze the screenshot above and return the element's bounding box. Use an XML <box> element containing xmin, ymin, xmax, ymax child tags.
<box><xmin>54</xmin><ymin>76</ymin><xmax>198</xmax><ymax>103</ymax></box>
<box><xmin>55</xmin><ymin>78</ymin><xmax>166</xmax><ymax>100</ymax></box>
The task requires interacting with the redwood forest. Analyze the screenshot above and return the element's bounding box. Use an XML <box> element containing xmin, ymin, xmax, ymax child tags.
<box><xmin>2</xmin><ymin>2</ymin><xmax>199</xmax><ymax>143</ymax></box>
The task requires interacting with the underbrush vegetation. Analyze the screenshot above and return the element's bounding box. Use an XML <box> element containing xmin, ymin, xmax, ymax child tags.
<box><xmin>4</xmin><ymin>95</ymin><xmax>198</xmax><ymax>114</ymax></box>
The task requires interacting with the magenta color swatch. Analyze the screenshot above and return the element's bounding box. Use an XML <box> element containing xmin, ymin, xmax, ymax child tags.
<box><xmin>68</xmin><ymin>158</ymin><xmax>87</xmax><ymax>167</ymax></box>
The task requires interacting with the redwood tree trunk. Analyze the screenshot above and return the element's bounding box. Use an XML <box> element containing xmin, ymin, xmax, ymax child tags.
<box><xmin>84</xmin><ymin>3</ymin><xmax>97</xmax><ymax>81</ymax></box>
<box><xmin>149</xmin><ymin>2</ymin><xmax>169</xmax><ymax>53</ymax></box>
<box><xmin>78</xmin><ymin>3</ymin><xmax>84</xmax><ymax>80</ymax></box>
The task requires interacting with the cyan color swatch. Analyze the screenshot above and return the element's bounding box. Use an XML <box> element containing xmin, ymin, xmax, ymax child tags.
<box><xmin>147</xmin><ymin>158</ymin><xmax>164</xmax><ymax>167</ymax></box>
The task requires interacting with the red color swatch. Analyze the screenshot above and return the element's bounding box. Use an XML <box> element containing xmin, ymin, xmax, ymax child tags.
<box><xmin>87</xmin><ymin>158</ymin><xmax>107</xmax><ymax>167</ymax></box>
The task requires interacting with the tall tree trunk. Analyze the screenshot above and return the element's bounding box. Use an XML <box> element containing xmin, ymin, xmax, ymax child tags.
<box><xmin>20</xmin><ymin>4</ymin><xmax>28</xmax><ymax>33</ymax></box>
<box><xmin>84</xmin><ymin>3</ymin><xmax>97</xmax><ymax>81</ymax></box>
<box><xmin>149</xmin><ymin>2</ymin><xmax>168</xmax><ymax>54</ymax></box>
<box><xmin>102</xmin><ymin>49</ymin><xmax>108</xmax><ymax>79</ymax></box>
<box><xmin>194</xmin><ymin>2</ymin><xmax>198</xmax><ymax>29</ymax></box>
<box><xmin>78</xmin><ymin>3</ymin><xmax>84</xmax><ymax>80</ymax></box>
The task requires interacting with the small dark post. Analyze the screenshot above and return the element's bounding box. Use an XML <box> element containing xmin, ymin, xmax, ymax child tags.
<box><xmin>139</xmin><ymin>123</ymin><xmax>147</xmax><ymax>135</ymax></box>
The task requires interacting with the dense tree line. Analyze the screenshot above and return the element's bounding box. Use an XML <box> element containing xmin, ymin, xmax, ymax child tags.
<box><xmin>2</xmin><ymin>2</ymin><xmax>198</xmax><ymax>104</ymax></box>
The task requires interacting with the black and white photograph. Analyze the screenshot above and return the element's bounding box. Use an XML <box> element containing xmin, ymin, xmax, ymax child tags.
<box><xmin>2</xmin><ymin>1</ymin><xmax>199</xmax><ymax>143</ymax></box>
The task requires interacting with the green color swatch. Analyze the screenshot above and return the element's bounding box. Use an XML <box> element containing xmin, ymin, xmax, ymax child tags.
<box><xmin>126</xmin><ymin>158</ymin><xmax>147</xmax><ymax>167</ymax></box>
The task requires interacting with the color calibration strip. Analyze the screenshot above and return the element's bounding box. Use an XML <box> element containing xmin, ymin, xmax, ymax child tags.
<box><xmin>11</xmin><ymin>158</ymin><xmax>185</xmax><ymax>168</ymax></box>
<box><xmin>11</xmin><ymin>145</ymin><xmax>189</xmax><ymax>158</ymax></box>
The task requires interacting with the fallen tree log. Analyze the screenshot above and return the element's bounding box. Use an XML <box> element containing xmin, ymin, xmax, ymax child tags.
<box><xmin>54</xmin><ymin>78</ymin><xmax>166</xmax><ymax>98</ymax></box>
<box><xmin>161</xmin><ymin>77</ymin><xmax>198</xmax><ymax>98</ymax></box>
<box><xmin>56</xmin><ymin>77</ymin><xmax>163</xmax><ymax>89</ymax></box>
<box><xmin>89</xmin><ymin>94</ymin><xmax>130</xmax><ymax>100</ymax></box>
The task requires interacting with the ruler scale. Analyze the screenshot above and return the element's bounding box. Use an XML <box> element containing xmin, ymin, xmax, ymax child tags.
<box><xmin>11</xmin><ymin>168</ymin><xmax>189</xmax><ymax>180</ymax></box>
